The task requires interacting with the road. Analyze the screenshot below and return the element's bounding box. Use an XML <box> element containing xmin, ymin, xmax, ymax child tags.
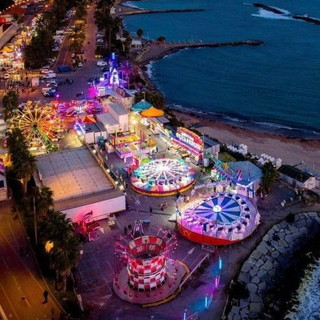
<box><xmin>0</xmin><ymin>200</ymin><xmax>62</xmax><ymax>320</ymax></box>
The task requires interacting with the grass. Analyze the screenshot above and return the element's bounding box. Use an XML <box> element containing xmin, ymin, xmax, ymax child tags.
<box><xmin>219</xmin><ymin>152</ymin><xmax>237</xmax><ymax>162</ymax></box>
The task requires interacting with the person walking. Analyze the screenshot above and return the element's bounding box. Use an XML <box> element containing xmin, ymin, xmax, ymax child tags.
<box><xmin>43</xmin><ymin>290</ymin><xmax>49</xmax><ymax>304</ymax></box>
<box><xmin>149</xmin><ymin>207</ymin><xmax>153</xmax><ymax>215</ymax></box>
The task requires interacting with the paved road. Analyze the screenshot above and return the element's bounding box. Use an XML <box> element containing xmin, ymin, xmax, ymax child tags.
<box><xmin>0</xmin><ymin>200</ymin><xmax>62</xmax><ymax>320</ymax></box>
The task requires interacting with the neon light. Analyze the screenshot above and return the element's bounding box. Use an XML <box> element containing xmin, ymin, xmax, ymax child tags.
<box><xmin>183</xmin><ymin>311</ymin><xmax>187</xmax><ymax>320</ymax></box>
<box><xmin>205</xmin><ymin>296</ymin><xmax>208</xmax><ymax>309</ymax></box>
<box><xmin>219</xmin><ymin>257</ymin><xmax>222</xmax><ymax>270</ymax></box>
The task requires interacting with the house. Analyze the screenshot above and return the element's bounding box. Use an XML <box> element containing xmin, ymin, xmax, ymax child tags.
<box><xmin>278</xmin><ymin>165</ymin><xmax>318</xmax><ymax>190</ymax></box>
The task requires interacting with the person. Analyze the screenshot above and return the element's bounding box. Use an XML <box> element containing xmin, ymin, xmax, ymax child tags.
<box><xmin>43</xmin><ymin>290</ymin><xmax>49</xmax><ymax>304</ymax></box>
<box><xmin>124</xmin><ymin>226</ymin><xmax>127</xmax><ymax>235</ymax></box>
<box><xmin>149</xmin><ymin>206</ymin><xmax>153</xmax><ymax>215</ymax></box>
<box><xmin>163</xmin><ymin>201</ymin><xmax>168</xmax><ymax>209</ymax></box>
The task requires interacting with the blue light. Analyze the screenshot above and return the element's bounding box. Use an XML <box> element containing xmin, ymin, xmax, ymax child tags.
<box><xmin>219</xmin><ymin>257</ymin><xmax>222</xmax><ymax>270</ymax></box>
<box><xmin>205</xmin><ymin>296</ymin><xmax>208</xmax><ymax>309</ymax></box>
<box><xmin>183</xmin><ymin>311</ymin><xmax>187</xmax><ymax>320</ymax></box>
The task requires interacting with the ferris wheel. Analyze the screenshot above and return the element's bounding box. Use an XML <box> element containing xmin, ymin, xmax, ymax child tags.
<box><xmin>9</xmin><ymin>102</ymin><xmax>64</xmax><ymax>152</ymax></box>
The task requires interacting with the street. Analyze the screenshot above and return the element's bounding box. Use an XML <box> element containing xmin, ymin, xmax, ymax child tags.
<box><xmin>0</xmin><ymin>200</ymin><xmax>62</xmax><ymax>320</ymax></box>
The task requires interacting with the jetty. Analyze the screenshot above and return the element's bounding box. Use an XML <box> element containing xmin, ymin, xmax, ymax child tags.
<box><xmin>135</xmin><ymin>40</ymin><xmax>264</xmax><ymax>64</ymax></box>
<box><xmin>253</xmin><ymin>3</ymin><xmax>320</xmax><ymax>26</ymax></box>
<box><xmin>118</xmin><ymin>8</ymin><xmax>204</xmax><ymax>17</ymax></box>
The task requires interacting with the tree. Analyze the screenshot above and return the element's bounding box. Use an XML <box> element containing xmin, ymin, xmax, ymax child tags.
<box><xmin>2</xmin><ymin>91</ymin><xmax>19</xmax><ymax>121</ymax></box>
<box><xmin>136</xmin><ymin>28</ymin><xmax>143</xmax><ymax>39</ymax></box>
<box><xmin>259</xmin><ymin>162</ymin><xmax>279</xmax><ymax>195</ymax></box>
<box><xmin>7</xmin><ymin>128</ymin><xmax>37</xmax><ymax>193</ymax></box>
<box><xmin>156</xmin><ymin>36</ymin><xmax>166</xmax><ymax>44</ymax></box>
<box><xmin>35</xmin><ymin>186</ymin><xmax>54</xmax><ymax>217</ymax></box>
<box><xmin>39</xmin><ymin>210</ymin><xmax>80</xmax><ymax>291</ymax></box>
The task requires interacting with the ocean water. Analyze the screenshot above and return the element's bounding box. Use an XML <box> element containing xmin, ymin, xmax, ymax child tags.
<box><xmin>123</xmin><ymin>0</ymin><xmax>320</xmax><ymax>138</ymax></box>
<box><xmin>285</xmin><ymin>259</ymin><xmax>320</xmax><ymax>320</ymax></box>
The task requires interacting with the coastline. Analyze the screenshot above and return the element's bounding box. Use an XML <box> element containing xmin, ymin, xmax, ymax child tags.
<box><xmin>115</xmin><ymin>0</ymin><xmax>320</xmax><ymax>170</ymax></box>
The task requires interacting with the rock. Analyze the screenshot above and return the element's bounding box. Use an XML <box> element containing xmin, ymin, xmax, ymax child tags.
<box><xmin>251</xmin><ymin>276</ymin><xmax>260</xmax><ymax>284</ymax></box>
<box><xmin>271</xmin><ymin>250</ymin><xmax>280</xmax><ymax>259</ymax></box>
<box><xmin>262</xmin><ymin>260</ymin><xmax>273</xmax><ymax>271</ymax></box>
<box><xmin>250</xmin><ymin>268</ymin><xmax>258</xmax><ymax>278</ymax></box>
<box><xmin>240</xmin><ymin>299</ymin><xmax>250</xmax><ymax>309</ymax></box>
<box><xmin>255</xmin><ymin>259</ymin><xmax>264</xmax><ymax>268</ymax></box>
<box><xmin>241</xmin><ymin>263</ymin><xmax>251</xmax><ymax>273</ymax></box>
<box><xmin>229</xmin><ymin>306</ymin><xmax>240</xmax><ymax>317</ymax></box>
<box><xmin>238</xmin><ymin>271</ymin><xmax>250</xmax><ymax>283</ymax></box>
<box><xmin>247</xmin><ymin>283</ymin><xmax>258</xmax><ymax>293</ymax></box>
<box><xmin>279</xmin><ymin>239</ymin><xmax>288</xmax><ymax>248</ymax></box>
<box><xmin>258</xmin><ymin>243</ymin><xmax>269</xmax><ymax>255</ymax></box>
<box><xmin>250</xmin><ymin>293</ymin><xmax>262</xmax><ymax>302</ymax></box>
<box><xmin>258</xmin><ymin>281</ymin><xmax>267</xmax><ymax>292</ymax></box>
<box><xmin>249</xmin><ymin>302</ymin><xmax>262</xmax><ymax>313</ymax></box>
<box><xmin>251</xmin><ymin>250</ymin><xmax>263</xmax><ymax>260</ymax></box>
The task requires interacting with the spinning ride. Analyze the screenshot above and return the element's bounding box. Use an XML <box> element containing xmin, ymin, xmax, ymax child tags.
<box><xmin>113</xmin><ymin>223</ymin><xmax>188</xmax><ymax>305</ymax></box>
<box><xmin>177</xmin><ymin>192</ymin><xmax>260</xmax><ymax>245</ymax></box>
<box><xmin>130</xmin><ymin>158</ymin><xmax>196</xmax><ymax>196</ymax></box>
<box><xmin>9</xmin><ymin>103</ymin><xmax>64</xmax><ymax>152</ymax></box>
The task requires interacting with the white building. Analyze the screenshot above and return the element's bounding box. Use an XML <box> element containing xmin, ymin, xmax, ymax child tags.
<box><xmin>97</xmin><ymin>102</ymin><xmax>129</xmax><ymax>133</ymax></box>
<box><xmin>278</xmin><ymin>165</ymin><xmax>318</xmax><ymax>190</ymax></box>
<box><xmin>34</xmin><ymin>146</ymin><xmax>126</xmax><ymax>222</ymax></box>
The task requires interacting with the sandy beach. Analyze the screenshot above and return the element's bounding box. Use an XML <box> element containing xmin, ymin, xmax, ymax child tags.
<box><xmin>172</xmin><ymin>110</ymin><xmax>320</xmax><ymax>170</ymax></box>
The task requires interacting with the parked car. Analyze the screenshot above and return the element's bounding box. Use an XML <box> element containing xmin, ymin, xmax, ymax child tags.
<box><xmin>42</xmin><ymin>90</ymin><xmax>55</xmax><ymax>97</ymax></box>
<box><xmin>97</xmin><ymin>60</ymin><xmax>108</xmax><ymax>66</ymax></box>
<box><xmin>41</xmin><ymin>68</ymin><xmax>53</xmax><ymax>74</ymax></box>
<box><xmin>45</xmin><ymin>72</ymin><xmax>57</xmax><ymax>79</ymax></box>
<box><xmin>3</xmin><ymin>73</ymin><xmax>10</xmax><ymax>79</ymax></box>
<box><xmin>78</xmin><ymin>62</ymin><xmax>83</xmax><ymax>67</ymax></box>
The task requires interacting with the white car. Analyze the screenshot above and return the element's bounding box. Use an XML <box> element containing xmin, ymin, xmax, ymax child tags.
<box><xmin>41</xmin><ymin>68</ymin><xmax>53</xmax><ymax>74</ymax></box>
<box><xmin>45</xmin><ymin>72</ymin><xmax>57</xmax><ymax>79</ymax></box>
<box><xmin>96</xmin><ymin>60</ymin><xmax>108</xmax><ymax>66</ymax></box>
<box><xmin>3</xmin><ymin>73</ymin><xmax>10</xmax><ymax>79</ymax></box>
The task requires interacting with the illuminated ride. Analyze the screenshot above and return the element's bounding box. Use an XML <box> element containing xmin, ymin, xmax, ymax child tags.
<box><xmin>9</xmin><ymin>102</ymin><xmax>64</xmax><ymax>152</ymax></box>
<box><xmin>130</xmin><ymin>158</ymin><xmax>196</xmax><ymax>196</ymax></box>
<box><xmin>113</xmin><ymin>222</ymin><xmax>188</xmax><ymax>305</ymax></box>
<box><xmin>177</xmin><ymin>192</ymin><xmax>260</xmax><ymax>246</ymax></box>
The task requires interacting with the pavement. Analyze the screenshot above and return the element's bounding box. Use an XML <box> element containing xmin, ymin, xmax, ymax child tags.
<box><xmin>0</xmin><ymin>200</ymin><xmax>63</xmax><ymax>320</ymax></box>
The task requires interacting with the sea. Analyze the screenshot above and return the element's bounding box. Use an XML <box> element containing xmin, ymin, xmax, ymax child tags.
<box><xmin>123</xmin><ymin>0</ymin><xmax>320</xmax><ymax>139</ymax></box>
<box><xmin>122</xmin><ymin>0</ymin><xmax>320</xmax><ymax>317</ymax></box>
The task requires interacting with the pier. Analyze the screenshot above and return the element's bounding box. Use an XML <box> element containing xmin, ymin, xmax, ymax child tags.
<box><xmin>118</xmin><ymin>8</ymin><xmax>205</xmax><ymax>17</ymax></box>
<box><xmin>135</xmin><ymin>40</ymin><xmax>264</xmax><ymax>64</ymax></box>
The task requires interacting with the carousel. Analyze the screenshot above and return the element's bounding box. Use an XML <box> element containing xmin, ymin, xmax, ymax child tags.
<box><xmin>130</xmin><ymin>158</ymin><xmax>196</xmax><ymax>196</ymax></box>
<box><xmin>177</xmin><ymin>191</ymin><xmax>260</xmax><ymax>245</ymax></box>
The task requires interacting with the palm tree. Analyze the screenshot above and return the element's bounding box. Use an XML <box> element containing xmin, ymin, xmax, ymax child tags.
<box><xmin>7</xmin><ymin>129</ymin><xmax>37</xmax><ymax>193</ymax></box>
<box><xmin>2</xmin><ymin>91</ymin><xmax>19</xmax><ymax>121</ymax></box>
<box><xmin>259</xmin><ymin>162</ymin><xmax>279</xmax><ymax>195</ymax></box>
<box><xmin>39</xmin><ymin>210</ymin><xmax>80</xmax><ymax>291</ymax></box>
<box><xmin>35</xmin><ymin>186</ymin><xmax>54</xmax><ymax>217</ymax></box>
<box><xmin>136</xmin><ymin>28</ymin><xmax>143</xmax><ymax>39</ymax></box>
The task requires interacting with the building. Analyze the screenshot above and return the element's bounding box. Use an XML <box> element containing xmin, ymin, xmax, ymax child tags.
<box><xmin>278</xmin><ymin>165</ymin><xmax>318</xmax><ymax>190</ymax></box>
<box><xmin>79</xmin><ymin>122</ymin><xmax>107</xmax><ymax>144</ymax></box>
<box><xmin>203</xmin><ymin>136</ymin><xmax>220</xmax><ymax>158</ymax></box>
<box><xmin>34</xmin><ymin>146</ymin><xmax>126</xmax><ymax>222</ymax></box>
<box><xmin>97</xmin><ymin>102</ymin><xmax>129</xmax><ymax>133</ymax></box>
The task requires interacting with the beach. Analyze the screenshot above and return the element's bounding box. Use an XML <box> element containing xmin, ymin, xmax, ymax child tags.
<box><xmin>171</xmin><ymin>110</ymin><xmax>320</xmax><ymax>170</ymax></box>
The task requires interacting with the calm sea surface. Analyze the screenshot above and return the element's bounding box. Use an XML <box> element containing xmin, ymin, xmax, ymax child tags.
<box><xmin>123</xmin><ymin>0</ymin><xmax>320</xmax><ymax>138</ymax></box>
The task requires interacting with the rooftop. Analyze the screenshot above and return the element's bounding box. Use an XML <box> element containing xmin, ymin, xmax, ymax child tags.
<box><xmin>109</xmin><ymin>102</ymin><xmax>128</xmax><ymax>116</ymax></box>
<box><xmin>278</xmin><ymin>165</ymin><xmax>314</xmax><ymax>183</ymax></box>
<box><xmin>36</xmin><ymin>147</ymin><xmax>114</xmax><ymax>202</ymax></box>
<box><xmin>203</xmin><ymin>136</ymin><xmax>220</xmax><ymax>148</ymax></box>
<box><xmin>228</xmin><ymin>161</ymin><xmax>263</xmax><ymax>186</ymax></box>
<box><xmin>96</xmin><ymin>112</ymin><xmax>118</xmax><ymax>128</ymax></box>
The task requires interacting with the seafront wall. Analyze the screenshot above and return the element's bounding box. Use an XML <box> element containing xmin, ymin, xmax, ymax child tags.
<box><xmin>226</xmin><ymin>212</ymin><xmax>320</xmax><ymax>320</ymax></box>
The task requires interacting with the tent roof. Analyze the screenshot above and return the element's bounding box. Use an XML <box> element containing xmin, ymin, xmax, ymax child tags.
<box><xmin>141</xmin><ymin>106</ymin><xmax>164</xmax><ymax>118</ymax></box>
<box><xmin>131</xmin><ymin>99</ymin><xmax>152</xmax><ymax>112</ymax></box>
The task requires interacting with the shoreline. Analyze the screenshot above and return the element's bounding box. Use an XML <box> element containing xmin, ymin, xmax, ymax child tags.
<box><xmin>115</xmin><ymin>0</ymin><xmax>320</xmax><ymax>168</ymax></box>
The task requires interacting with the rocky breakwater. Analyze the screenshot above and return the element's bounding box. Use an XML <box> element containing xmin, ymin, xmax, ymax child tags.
<box><xmin>226</xmin><ymin>212</ymin><xmax>320</xmax><ymax>320</ymax></box>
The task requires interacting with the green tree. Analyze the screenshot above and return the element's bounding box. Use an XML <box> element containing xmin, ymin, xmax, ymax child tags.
<box><xmin>7</xmin><ymin>128</ymin><xmax>37</xmax><ymax>193</ymax></box>
<box><xmin>35</xmin><ymin>186</ymin><xmax>54</xmax><ymax>217</ymax></box>
<box><xmin>136</xmin><ymin>28</ymin><xmax>143</xmax><ymax>39</ymax></box>
<box><xmin>39</xmin><ymin>210</ymin><xmax>80</xmax><ymax>291</ymax></box>
<box><xmin>259</xmin><ymin>162</ymin><xmax>279</xmax><ymax>195</ymax></box>
<box><xmin>2</xmin><ymin>90</ymin><xmax>19</xmax><ymax>121</ymax></box>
